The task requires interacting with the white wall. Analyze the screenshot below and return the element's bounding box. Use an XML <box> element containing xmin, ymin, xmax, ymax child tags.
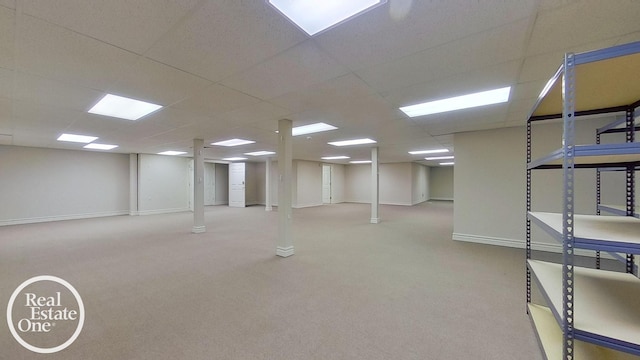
<box><xmin>204</xmin><ymin>162</ymin><xmax>216</xmax><ymax>206</ymax></box>
<box><xmin>329</xmin><ymin>163</ymin><xmax>345</xmax><ymax>204</ymax></box>
<box><xmin>345</xmin><ymin>164</ymin><xmax>371</xmax><ymax>203</ymax></box>
<box><xmin>293</xmin><ymin>160</ymin><xmax>322</xmax><ymax>208</ymax></box>
<box><xmin>380</xmin><ymin>163</ymin><xmax>413</xmax><ymax>206</ymax></box>
<box><xmin>453</xmin><ymin>116</ymin><xmax>627</xmax><ymax>251</ymax></box>
<box><xmin>245</xmin><ymin>161</ymin><xmax>258</xmax><ymax>206</ymax></box>
<box><xmin>411</xmin><ymin>163</ymin><xmax>429</xmax><ymax>205</ymax></box>
<box><xmin>430</xmin><ymin>166</ymin><xmax>454</xmax><ymax>201</ymax></box>
<box><xmin>138</xmin><ymin>154</ymin><xmax>190</xmax><ymax>215</ymax></box>
<box><xmin>214</xmin><ymin>163</ymin><xmax>228</xmax><ymax>205</ymax></box>
<box><xmin>0</xmin><ymin>145</ymin><xmax>129</xmax><ymax>225</ymax></box>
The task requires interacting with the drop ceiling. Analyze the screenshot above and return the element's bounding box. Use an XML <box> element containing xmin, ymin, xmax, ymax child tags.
<box><xmin>0</xmin><ymin>1</ymin><xmax>639</xmax><ymax>165</ymax></box>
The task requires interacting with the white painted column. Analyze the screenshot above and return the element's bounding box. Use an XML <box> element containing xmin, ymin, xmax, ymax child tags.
<box><xmin>371</xmin><ymin>147</ymin><xmax>380</xmax><ymax>224</ymax></box>
<box><xmin>277</xmin><ymin>119</ymin><xmax>294</xmax><ymax>257</ymax></box>
<box><xmin>129</xmin><ymin>153</ymin><xmax>139</xmax><ymax>216</ymax></box>
<box><xmin>192</xmin><ymin>139</ymin><xmax>206</xmax><ymax>234</ymax></box>
<box><xmin>265</xmin><ymin>156</ymin><xmax>273</xmax><ymax>211</ymax></box>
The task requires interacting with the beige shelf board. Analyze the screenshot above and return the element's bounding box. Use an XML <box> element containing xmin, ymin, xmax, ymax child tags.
<box><xmin>528</xmin><ymin>211</ymin><xmax>640</xmax><ymax>252</ymax></box>
<box><xmin>528</xmin><ymin>304</ymin><xmax>639</xmax><ymax>360</ymax></box>
<box><xmin>532</xmin><ymin>50</ymin><xmax>640</xmax><ymax>118</ymax></box>
<box><xmin>598</xmin><ymin>204</ymin><xmax>640</xmax><ymax>218</ymax></box>
<box><xmin>528</xmin><ymin>260</ymin><xmax>640</xmax><ymax>350</ymax></box>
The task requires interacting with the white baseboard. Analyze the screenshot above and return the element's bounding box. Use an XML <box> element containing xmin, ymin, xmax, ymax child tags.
<box><xmin>138</xmin><ymin>207</ymin><xmax>190</xmax><ymax>216</ymax></box>
<box><xmin>429</xmin><ymin>198</ymin><xmax>453</xmax><ymax>201</ymax></box>
<box><xmin>0</xmin><ymin>210</ymin><xmax>129</xmax><ymax>227</ymax></box>
<box><xmin>452</xmin><ymin>233</ymin><xmax>616</xmax><ymax>259</ymax></box>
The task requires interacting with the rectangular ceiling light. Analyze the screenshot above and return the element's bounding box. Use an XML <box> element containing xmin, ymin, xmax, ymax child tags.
<box><xmin>322</xmin><ymin>156</ymin><xmax>350</xmax><ymax>160</ymax></box>
<box><xmin>408</xmin><ymin>149</ymin><xmax>448</xmax><ymax>155</ymax></box>
<box><xmin>223</xmin><ymin>157</ymin><xmax>248</xmax><ymax>161</ymax></box>
<box><xmin>88</xmin><ymin>94</ymin><xmax>162</xmax><ymax>121</ymax></box>
<box><xmin>158</xmin><ymin>151</ymin><xmax>187</xmax><ymax>156</ymax></box>
<box><xmin>212</xmin><ymin>138</ymin><xmax>256</xmax><ymax>147</ymax></box>
<box><xmin>400</xmin><ymin>86</ymin><xmax>511</xmax><ymax>117</ymax></box>
<box><xmin>425</xmin><ymin>156</ymin><xmax>454</xmax><ymax>160</ymax></box>
<box><xmin>350</xmin><ymin>160</ymin><xmax>372</xmax><ymax>164</ymax></box>
<box><xmin>328</xmin><ymin>138</ymin><xmax>376</xmax><ymax>147</ymax></box>
<box><xmin>440</xmin><ymin>162</ymin><xmax>455</xmax><ymax>166</ymax></box>
<box><xmin>267</xmin><ymin>0</ymin><xmax>385</xmax><ymax>36</ymax></box>
<box><xmin>57</xmin><ymin>133</ymin><xmax>98</xmax><ymax>143</ymax></box>
<box><xmin>293</xmin><ymin>122</ymin><xmax>338</xmax><ymax>136</ymax></box>
<box><xmin>84</xmin><ymin>143</ymin><xmax>118</xmax><ymax>150</ymax></box>
<box><xmin>245</xmin><ymin>151</ymin><xmax>276</xmax><ymax>156</ymax></box>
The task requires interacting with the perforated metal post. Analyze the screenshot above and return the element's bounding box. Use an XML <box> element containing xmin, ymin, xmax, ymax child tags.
<box><xmin>595</xmin><ymin>133</ymin><xmax>601</xmax><ymax>269</ymax></box>
<box><xmin>561</xmin><ymin>53</ymin><xmax>576</xmax><ymax>360</ymax></box>
<box><xmin>526</xmin><ymin>120</ymin><xmax>532</xmax><ymax>306</ymax></box>
<box><xmin>625</xmin><ymin>107</ymin><xmax>635</xmax><ymax>273</ymax></box>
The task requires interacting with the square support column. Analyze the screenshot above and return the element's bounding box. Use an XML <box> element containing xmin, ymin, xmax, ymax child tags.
<box><xmin>265</xmin><ymin>157</ymin><xmax>273</xmax><ymax>211</ymax></box>
<box><xmin>277</xmin><ymin>119</ymin><xmax>294</xmax><ymax>257</ymax></box>
<box><xmin>371</xmin><ymin>147</ymin><xmax>380</xmax><ymax>224</ymax></box>
<box><xmin>192</xmin><ymin>139</ymin><xmax>206</xmax><ymax>234</ymax></box>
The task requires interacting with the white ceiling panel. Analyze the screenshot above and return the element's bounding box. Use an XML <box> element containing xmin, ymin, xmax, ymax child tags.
<box><xmin>146</xmin><ymin>0</ymin><xmax>306</xmax><ymax>82</ymax></box>
<box><xmin>316</xmin><ymin>0</ymin><xmax>537</xmax><ymax>70</ymax></box>
<box><xmin>527</xmin><ymin>0</ymin><xmax>640</xmax><ymax>56</ymax></box>
<box><xmin>220</xmin><ymin>40</ymin><xmax>350</xmax><ymax>100</ymax></box>
<box><xmin>16</xmin><ymin>15</ymin><xmax>140</xmax><ymax>91</ymax></box>
<box><xmin>143</xmin><ymin>106</ymin><xmax>213</xmax><ymax>130</ymax></box>
<box><xmin>14</xmin><ymin>72</ymin><xmax>104</xmax><ymax>112</ymax></box>
<box><xmin>172</xmin><ymin>84</ymin><xmax>261</xmax><ymax>118</ymax></box>
<box><xmin>216</xmin><ymin>101</ymin><xmax>290</xmax><ymax>127</ymax></box>
<box><xmin>21</xmin><ymin>0</ymin><xmax>201</xmax><ymax>54</ymax></box>
<box><xmin>0</xmin><ymin>6</ymin><xmax>14</xmax><ymax>69</ymax></box>
<box><xmin>110</xmin><ymin>57</ymin><xmax>212</xmax><ymax>107</ymax></box>
<box><xmin>12</xmin><ymin>101</ymin><xmax>79</xmax><ymax>132</ymax></box>
<box><xmin>355</xmin><ymin>19</ymin><xmax>530</xmax><ymax>94</ymax></box>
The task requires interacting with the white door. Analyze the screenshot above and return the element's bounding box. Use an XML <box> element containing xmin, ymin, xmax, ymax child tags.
<box><xmin>229</xmin><ymin>162</ymin><xmax>246</xmax><ymax>208</ymax></box>
<box><xmin>322</xmin><ymin>165</ymin><xmax>331</xmax><ymax>204</ymax></box>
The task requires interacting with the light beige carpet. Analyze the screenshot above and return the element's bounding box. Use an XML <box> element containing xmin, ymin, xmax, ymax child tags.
<box><xmin>1</xmin><ymin>202</ymin><xmax>544</xmax><ymax>359</ymax></box>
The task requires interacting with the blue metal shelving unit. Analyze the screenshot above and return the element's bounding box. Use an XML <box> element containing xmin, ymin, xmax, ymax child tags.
<box><xmin>526</xmin><ymin>41</ymin><xmax>640</xmax><ymax>359</ymax></box>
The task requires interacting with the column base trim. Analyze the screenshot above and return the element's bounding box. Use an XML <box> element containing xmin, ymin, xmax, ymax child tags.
<box><xmin>370</xmin><ymin>217</ymin><xmax>380</xmax><ymax>224</ymax></box>
<box><xmin>265</xmin><ymin>206</ymin><xmax>273</xmax><ymax>212</ymax></box>
<box><xmin>192</xmin><ymin>225</ymin><xmax>206</xmax><ymax>234</ymax></box>
<box><xmin>276</xmin><ymin>246</ymin><xmax>294</xmax><ymax>257</ymax></box>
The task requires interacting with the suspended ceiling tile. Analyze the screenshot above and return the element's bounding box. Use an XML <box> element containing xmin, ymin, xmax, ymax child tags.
<box><xmin>146</xmin><ymin>0</ymin><xmax>306</xmax><ymax>82</ymax></box>
<box><xmin>21</xmin><ymin>0</ymin><xmax>201</xmax><ymax>54</ymax></box>
<box><xmin>14</xmin><ymin>72</ymin><xmax>104</xmax><ymax>112</ymax></box>
<box><xmin>12</xmin><ymin>101</ymin><xmax>80</xmax><ymax>132</ymax></box>
<box><xmin>355</xmin><ymin>19</ymin><xmax>530</xmax><ymax>94</ymax></box>
<box><xmin>316</xmin><ymin>0</ymin><xmax>537</xmax><ymax>71</ymax></box>
<box><xmin>0</xmin><ymin>1</ymin><xmax>15</xmax><ymax>9</ymax></box>
<box><xmin>16</xmin><ymin>15</ymin><xmax>140</xmax><ymax>91</ymax></box>
<box><xmin>219</xmin><ymin>40</ymin><xmax>350</xmax><ymax>101</ymax></box>
<box><xmin>171</xmin><ymin>84</ymin><xmax>261</xmax><ymax>118</ymax></box>
<box><xmin>0</xmin><ymin>6</ymin><xmax>14</xmax><ymax>69</ymax></box>
<box><xmin>385</xmin><ymin>60</ymin><xmax>521</xmax><ymax>110</ymax></box>
<box><xmin>526</xmin><ymin>0</ymin><xmax>640</xmax><ymax>56</ymax></box>
<box><xmin>216</xmin><ymin>101</ymin><xmax>290</xmax><ymax>127</ymax></box>
<box><xmin>110</xmin><ymin>57</ymin><xmax>212</xmax><ymax>107</ymax></box>
<box><xmin>143</xmin><ymin>106</ymin><xmax>214</xmax><ymax>130</ymax></box>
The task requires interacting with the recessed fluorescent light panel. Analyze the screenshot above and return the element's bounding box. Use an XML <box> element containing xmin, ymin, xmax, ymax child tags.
<box><xmin>322</xmin><ymin>156</ymin><xmax>350</xmax><ymax>160</ymax></box>
<box><xmin>328</xmin><ymin>138</ymin><xmax>376</xmax><ymax>147</ymax></box>
<box><xmin>84</xmin><ymin>143</ymin><xmax>118</xmax><ymax>150</ymax></box>
<box><xmin>440</xmin><ymin>162</ymin><xmax>455</xmax><ymax>166</ymax></box>
<box><xmin>212</xmin><ymin>139</ymin><xmax>256</xmax><ymax>147</ymax></box>
<box><xmin>88</xmin><ymin>94</ymin><xmax>162</xmax><ymax>121</ymax></box>
<box><xmin>293</xmin><ymin>122</ymin><xmax>338</xmax><ymax>136</ymax></box>
<box><xmin>425</xmin><ymin>156</ymin><xmax>454</xmax><ymax>160</ymax></box>
<box><xmin>350</xmin><ymin>160</ymin><xmax>372</xmax><ymax>164</ymax></box>
<box><xmin>158</xmin><ymin>151</ymin><xmax>187</xmax><ymax>156</ymax></box>
<box><xmin>408</xmin><ymin>149</ymin><xmax>448</xmax><ymax>155</ymax></box>
<box><xmin>57</xmin><ymin>133</ymin><xmax>98</xmax><ymax>143</ymax></box>
<box><xmin>400</xmin><ymin>86</ymin><xmax>511</xmax><ymax>117</ymax></box>
<box><xmin>267</xmin><ymin>0</ymin><xmax>386</xmax><ymax>36</ymax></box>
<box><xmin>245</xmin><ymin>151</ymin><xmax>276</xmax><ymax>156</ymax></box>
<box><xmin>223</xmin><ymin>157</ymin><xmax>248</xmax><ymax>161</ymax></box>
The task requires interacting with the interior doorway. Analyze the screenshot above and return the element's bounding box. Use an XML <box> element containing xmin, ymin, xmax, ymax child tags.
<box><xmin>322</xmin><ymin>165</ymin><xmax>331</xmax><ymax>204</ymax></box>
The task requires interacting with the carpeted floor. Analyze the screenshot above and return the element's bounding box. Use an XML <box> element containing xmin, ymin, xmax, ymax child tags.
<box><xmin>1</xmin><ymin>201</ymin><xmax>543</xmax><ymax>359</ymax></box>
